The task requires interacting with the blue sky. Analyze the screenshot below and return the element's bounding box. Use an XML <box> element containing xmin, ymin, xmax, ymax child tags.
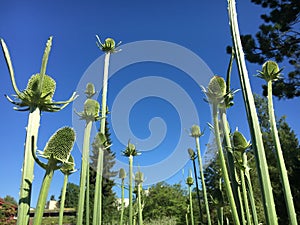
<box><xmin>0</xmin><ymin>0</ymin><xmax>299</xmax><ymax>206</ymax></box>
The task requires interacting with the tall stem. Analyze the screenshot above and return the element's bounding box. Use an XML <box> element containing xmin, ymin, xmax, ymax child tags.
<box><xmin>17</xmin><ymin>108</ymin><xmax>41</xmax><ymax>225</ymax></box>
<box><xmin>77</xmin><ymin>120</ymin><xmax>92</xmax><ymax>225</ymax></box>
<box><xmin>192</xmin><ymin>159</ymin><xmax>203</xmax><ymax>223</ymax></box>
<box><xmin>33</xmin><ymin>166</ymin><xmax>55</xmax><ymax>225</ymax></box>
<box><xmin>94</xmin><ymin>51</ymin><xmax>111</xmax><ymax>225</ymax></box>
<box><xmin>241</xmin><ymin>153</ymin><xmax>252</xmax><ymax>225</ymax></box>
<box><xmin>119</xmin><ymin>178</ymin><xmax>125</xmax><ymax>225</ymax></box>
<box><xmin>212</xmin><ymin>103</ymin><xmax>240</xmax><ymax>225</ymax></box>
<box><xmin>58</xmin><ymin>174</ymin><xmax>68</xmax><ymax>225</ymax></box>
<box><xmin>129</xmin><ymin>155</ymin><xmax>133</xmax><ymax>225</ymax></box>
<box><xmin>195</xmin><ymin>136</ymin><xmax>211</xmax><ymax>225</ymax></box>
<box><xmin>137</xmin><ymin>183</ymin><xmax>143</xmax><ymax>225</ymax></box>
<box><xmin>267</xmin><ymin>81</ymin><xmax>298</xmax><ymax>225</ymax></box>
<box><xmin>220</xmin><ymin>109</ymin><xmax>244</xmax><ymax>223</ymax></box>
<box><xmin>227</xmin><ymin>0</ymin><xmax>278</xmax><ymax>224</ymax></box>
<box><xmin>189</xmin><ymin>185</ymin><xmax>195</xmax><ymax>225</ymax></box>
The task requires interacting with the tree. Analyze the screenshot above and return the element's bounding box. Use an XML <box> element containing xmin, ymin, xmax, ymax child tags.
<box><xmin>58</xmin><ymin>182</ymin><xmax>80</xmax><ymax>209</ymax></box>
<box><xmin>89</xmin><ymin>119</ymin><xmax>118</xmax><ymax>224</ymax></box>
<box><xmin>142</xmin><ymin>182</ymin><xmax>187</xmax><ymax>224</ymax></box>
<box><xmin>254</xmin><ymin>94</ymin><xmax>300</xmax><ymax>224</ymax></box>
<box><xmin>228</xmin><ymin>0</ymin><xmax>300</xmax><ymax>99</ymax></box>
<box><xmin>3</xmin><ymin>196</ymin><xmax>17</xmax><ymax>206</ymax></box>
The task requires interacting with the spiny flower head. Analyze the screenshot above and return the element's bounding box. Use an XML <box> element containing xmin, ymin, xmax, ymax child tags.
<box><xmin>257</xmin><ymin>60</ymin><xmax>282</xmax><ymax>82</ymax></box>
<box><xmin>39</xmin><ymin>127</ymin><xmax>75</xmax><ymax>163</ymax></box>
<box><xmin>96</xmin><ymin>35</ymin><xmax>121</xmax><ymax>53</ymax></box>
<box><xmin>232</xmin><ymin>130</ymin><xmax>251</xmax><ymax>153</ymax></box>
<box><xmin>202</xmin><ymin>76</ymin><xmax>227</xmax><ymax>104</ymax></box>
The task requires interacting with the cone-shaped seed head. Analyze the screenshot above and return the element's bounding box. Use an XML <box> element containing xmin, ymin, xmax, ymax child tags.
<box><xmin>186</xmin><ymin>176</ymin><xmax>194</xmax><ymax>186</ymax></box>
<box><xmin>190</xmin><ymin>125</ymin><xmax>201</xmax><ymax>138</ymax></box>
<box><xmin>259</xmin><ymin>60</ymin><xmax>281</xmax><ymax>81</ymax></box>
<box><xmin>92</xmin><ymin>132</ymin><xmax>107</xmax><ymax>150</ymax></box>
<box><xmin>206</xmin><ymin>76</ymin><xmax>226</xmax><ymax>102</ymax></box>
<box><xmin>135</xmin><ymin>171</ymin><xmax>144</xmax><ymax>184</ymax></box>
<box><xmin>60</xmin><ymin>155</ymin><xmax>76</xmax><ymax>174</ymax></box>
<box><xmin>188</xmin><ymin>148</ymin><xmax>196</xmax><ymax>159</ymax></box>
<box><xmin>119</xmin><ymin>168</ymin><xmax>126</xmax><ymax>179</ymax></box>
<box><xmin>84</xmin><ymin>99</ymin><xmax>100</xmax><ymax>117</ymax></box>
<box><xmin>26</xmin><ymin>73</ymin><xmax>56</xmax><ymax>101</ymax></box>
<box><xmin>85</xmin><ymin>83</ymin><xmax>96</xmax><ymax>98</ymax></box>
<box><xmin>232</xmin><ymin>131</ymin><xmax>250</xmax><ymax>152</ymax></box>
<box><xmin>43</xmin><ymin>127</ymin><xmax>75</xmax><ymax>162</ymax></box>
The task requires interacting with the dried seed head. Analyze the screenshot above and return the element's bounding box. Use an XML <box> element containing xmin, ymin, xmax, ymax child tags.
<box><xmin>43</xmin><ymin>127</ymin><xmax>75</xmax><ymax>163</ymax></box>
<box><xmin>85</xmin><ymin>83</ymin><xmax>96</xmax><ymax>98</ymax></box>
<box><xmin>26</xmin><ymin>73</ymin><xmax>56</xmax><ymax>101</ymax></box>
<box><xmin>119</xmin><ymin>168</ymin><xmax>126</xmax><ymax>179</ymax></box>
<box><xmin>258</xmin><ymin>60</ymin><xmax>282</xmax><ymax>82</ymax></box>
<box><xmin>232</xmin><ymin>131</ymin><xmax>250</xmax><ymax>152</ymax></box>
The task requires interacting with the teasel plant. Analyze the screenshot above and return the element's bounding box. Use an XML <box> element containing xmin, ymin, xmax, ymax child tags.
<box><xmin>58</xmin><ymin>155</ymin><xmax>76</xmax><ymax>225</ymax></box>
<box><xmin>31</xmin><ymin>127</ymin><xmax>76</xmax><ymax>225</ymax></box>
<box><xmin>135</xmin><ymin>170</ymin><xmax>144</xmax><ymax>225</ymax></box>
<box><xmin>93</xmin><ymin>36</ymin><xmax>121</xmax><ymax>225</ymax></box>
<box><xmin>119</xmin><ymin>168</ymin><xmax>127</xmax><ymax>225</ymax></box>
<box><xmin>202</xmin><ymin>76</ymin><xmax>240</xmax><ymax>225</ymax></box>
<box><xmin>186</xmin><ymin>170</ymin><xmax>195</xmax><ymax>225</ymax></box>
<box><xmin>232</xmin><ymin>130</ymin><xmax>253</xmax><ymax>225</ymax></box>
<box><xmin>189</xmin><ymin>125</ymin><xmax>211</xmax><ymax>225</ymax></box>
<box><xmin>227</xmin><ymin>0</ymin><xmax>278</xmax><ymax>224</ymax></box>
<box><xmin>0</xmin><ymin>37</ymin><xmax>77</xmax><ymax>225</ymax></box>
<box><xmin>256</xmin><ymin>61</ymin><xmax>298</xmax><ymax>225</ymax></box>
<box><xmin>122</xmin><ymin>141</ymin><xmax>141</xmax><ymax>225</ymax></box>
<box><xmin>187</xmin><ymin>148</ymin><xmax>203</xmax><ymax>223</ymax></box>
<box><xmin>75</xmin><ymin>85</ymin><xmax>100</xmax><ymax>225</ymax></box>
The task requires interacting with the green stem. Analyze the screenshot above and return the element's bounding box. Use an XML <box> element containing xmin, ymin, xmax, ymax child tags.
<box><xmin>58</xmin><ymin>174</ymin><xmax>68</xmax><ymax>225</ymax></box>
<box><xmin>245</xmin><ymin>164</ymin><xmax>259</xmax><ymax>225</ymax></box>
<box><xmin>119</xmin><ymin>178</ymin><xmax>125</xmax><ymax>225</ymax></box>
<box><xmin>212</xmin><ymin>103</ymin><xmax>240</xmax><ymax>225</ymax></box>
<box><xmin>267</xmin><ymin>81</ymin><xmax>298</xmax><ymax>225</ymax></box>
<box><xmin>17</xmin><ymin>108</ymin><xmax>41</xmax><ymax>225</ymax></box>
<box><xmin>189</xmin><ymin>185</ymin><xmax>194</xmax><ymax>225</ymax></box>
<box><xmin>129</xmin><ymin>155</ymin><xmax>133</xmax><ymax>225</ymax></box>
<box><xmin>93</xmin><ymin>51</ymin><xmax>111</xmax><ymax>225</ymax></box>
<box><xmin>220</xmin><ymin>108</ymin><xmax>244</xmax><ymax>223</ymax></box>
<box><xmin>192</xmin><ymin>159</ymin><xmax>203</xmax><ymax>223</ymax></box>
<box><xmin>33</xmin><ymin>161</ymin><xmax>55</xmax><ymax>225</ymax></box>
<box><xmin>217</xmin><ymin>178</ymin><xmax>224</xmax><ymax>225</ymax></box>
<box><xmin>86</xmin><ymin>161</ymin><xmax>90</xmax><ymax>225</ymax></box>
<box><xmin>195</xmin><ymin>136</ymin><xmax>211</xmax><ymax>225</ymax></box>
<box><xmin>77</xmin><ymin>120</ymin><xmax>92</xmax><ymax>225</ymax></box>
<box><xmin>241</xmin><ymin>153</ymin><xmax>252</xmax><ymax>225</ymax></box>
<box><xmin>227</xmin><ymin>1</ymin><xmax>278</xmax><ymax>224</ymax></box>
<box><xmin>137</xmin><ymin>183</ymin><xmax>143</xmax><ymax>225</ymax></box>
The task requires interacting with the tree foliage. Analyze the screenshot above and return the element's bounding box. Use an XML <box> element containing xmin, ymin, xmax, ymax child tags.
<box><xmin>142</xmin><ymin>182</ymin><xmax>187</xmax><ymax>224</ymax></box>
<box><xmin>228</xmin><ymin>0</ymin><xmax>300</xmax><ymax>99</ymax></box>
<box><xmin>59</xmin><ymin>182</ymin><xmax>79</xmax><ymax>209</ymax></box>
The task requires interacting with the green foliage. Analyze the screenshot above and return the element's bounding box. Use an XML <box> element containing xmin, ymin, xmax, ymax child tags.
<box><xmin>254</xmin><ymin>94</ymin><xmax>300</xmax><ymax>224</ymax></box>
<box><xmin>0</xmin><ymin>199</ymin><xmax>17</xmax><ymax>225</ymax></box>
<box><xmin>3</xmin><ymin>196</ymin><xmax>17</xmax><ymax>206</ymax></box>
<box><xmin>238</xmin><ymin>0</ymin><xmax>300</xmax><ymax>98</ymax></box>
<box><xmin>59</xmin><ymin>182</ymin><xmax>79</xmax><ymax>209</ymax></box>
<box><xmin>143</xmin><ymin>182</ymin><xmax>187</xmax><ymax>224</ymax></box>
